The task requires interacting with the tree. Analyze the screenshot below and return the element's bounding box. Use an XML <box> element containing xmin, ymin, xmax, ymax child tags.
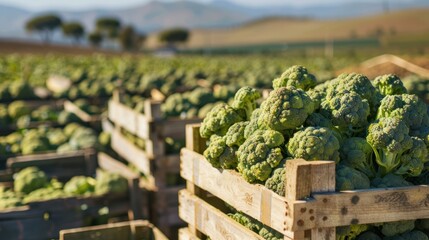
<box><xmin>158</xmin><ymin>28</ymin><xmax>189</xmax><ymax>46</ymax></box>
<box><xmin>119</xmin><ymin>25</ymin><xmax>146</xmax><ymax>51</ymax></box>
<box><xmin>96</xmin><ymin>17</ymin><xmax>121</xmax><ymax>39</ymax></box>
<box><xmin>62</xmin><ymin>22</ymin><xmax>85</xmax><ymax>44</ymax></box>
<box><xmin>88</xmin><ymin>32</ymin><xmax>103</xmax><ymax>48</ymax></box>
<box><xmin>25</xmin><ymin>14</ymin><xmax>62</xmax><ymax>43</ymax></box>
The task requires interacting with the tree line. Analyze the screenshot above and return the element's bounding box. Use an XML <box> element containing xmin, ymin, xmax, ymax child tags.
<box><xmin>25</xmin><ymin>14</ymin><xmax>189</xmax><ymax>51</ymax></box>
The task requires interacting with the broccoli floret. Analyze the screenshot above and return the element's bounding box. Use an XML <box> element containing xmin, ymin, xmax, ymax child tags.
<box><xmin>377</xmin><ymin>220</ymin><xmax>415</xmax><ymax>237</ymax></box>
<box><xmin>14</xmin><ymin>167</ymin><xmax>48</xmax><ymax>194</ymax></box>
<box><xmin>272</xmin><ymin>65</ymin><xmax>317</xmax><ymax>91</ymax></box>
<box><xmin>373</xmin><ymin>74</ymin><xmax>407</xmax><ymax>96</ymax></box>
<box><xmin>200</xmin><ymin>103</ymin><xmax>243</xmax><ymax>138</ymax></box>
<box><xmin>367</xmin><ymin>117</ymin><xmax>413</xmax><ymax>175</ymax></box>
<box><xmin>395</xmin><ymin>137</ymin><xmax>428</xmax><ymax>177</ymax></box>
<box><xmin>228</xmin><ymin>212</ymin><xmax>261</xmax><ymax>233</ymax></box>
<box><xmin>327</xmin><ymin>73</ymin><xmax>380</xmax><ymax>114</ymax></box>
<box><xmin>336</xmin><ymin>165</ymin><xmax>370</xmax><ymax>191</ymax></box>
<box><xmin>64</xmin><ymin>176</ymin><xmax>96</xmax><ymax>195</ymax></box>
<box><xmin>340</xmin><ymin>137</ymin><xmax>376</xmax><ymax>178</ymax></box>
<box><xmin>23</xmin><ymin>187</ymin><xmax>68</xmax><ymax>204</ymax></box>
<box><xmin>258</xmin><ymin>227</ymin><xmax>283</xmax><ymax>240</ymax></box>
<box><xmin>258</xmin><ymin>87</ymin><xmax>315</xmax><ymax>132</ymax></box>
<box><xmin>384</xmin><ymin>230</ymin><xmax>429</xmax><ymax>240</ymax></box>
<box><xmin>356</xmin><ymin>231</ymin><xmax>382</xmax><ymax>240</ymax></box>
<box><xmin>188</xmin><ymin>88</ymin><xmax>215</xmax><ymax>108</ymax></box>
<box><xmin>69</xmin><ymin>127</ymin><xmax>98</xmax><ymax>149</ymax></box>
<box><xmin>336</xmin><ymin>224</ymin><xmax>369</xmax><ymax>240</ymax></box>
<box><xmin>305</xmin><ymin>112</ymin><xmax>334</xmax><ymax>129</ymax></box>
<box><xmin>57</xmin><ymin>111</ymin><xmax>81</xmax><ymax>125</ymax></box>
<box><xmin>287</xmin><ymin>127</ymin><xmax>340</xmax><ymax>163</ymax></box>
<box><xmin>47</xmin><ymin>129</ymin><xmax>68</xmax><ymax>148</ymax></box>
<box><xmin>307</xmin><ymin>80</ymin><xmax>331</xmax><ymax>109</ymax></box>
<box><xmin>320</xmin><ymin>91</ymin><xmax>370</xmax><ymax>136</ymax></box>
<box><xmin>7</xmin><ymin>101</ymin><xmax>30</xmax><ymax>120</ymax></box>
<box><xmin>265</xmin><ymin>163</ymin><xmax>286</xmax><ymax>196</ymax></box>
<box><xmin>244</xmin><ymin>108</ymin><xmax>269</xmax><ymax>139</ymax></box>
<box><xmin>95</xmin><ymin>169</ymin><xmax>128</xmax><ymax>195</ymax></box>
<box><xmin>161</xmin><ymin>93</ymin><xmax>192</xmax><ymax>117</ymax></box>
<box><xmin>237</xmin><ymin>130</ymin><xmax>284</xmax><ymax>183</ymax></box>
<box><xmin>231</xmin><ymin>86</ymin><xmax>261</xmax><ymax>120</ymax></box>
<box><xmin>57</xmin><ymin>143</ymin><xmax>78</xmax><ymax>153</ymax></box>
<box><xmin>0</xmin><ymin>189</ymin><xmax>23</xmax><ymax>210</ymax></box>
<box><xmin>203</xmin><ymin>135</ymin><xmax>237</xmax><ymax>169</ymax></box>
<box><xmin>225</xmin><ymin>121</ymin><xmax>249</xmax><ymax>148</ymax></box>
<box><xmin>64</xmin><ymin>123</ymin><xmax>82</xmax><ymax>137</ymax></box>
<box><xmin>377</xmin><ymin>94</ymin><xmax>428</xmax><ymax>131</ymax></box>
<box><xmin>371</xmin><ymin>173</ymin><xmax>413</xmax><ymax>188</ymax></box>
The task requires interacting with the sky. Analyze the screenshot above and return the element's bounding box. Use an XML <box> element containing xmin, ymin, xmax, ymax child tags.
<box><xmin>0</xmin><ymin>0</ymin><xmax>390</xmax><ymax>11</ymax></box>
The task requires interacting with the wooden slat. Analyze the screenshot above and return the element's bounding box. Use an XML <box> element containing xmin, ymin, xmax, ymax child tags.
<box><xmin>64</xmin><ymin>100</ymin><xmax>100</xmax><ymax>122</ymax></box>
<box><xmin>111</xmin><ymin>129</ymin><xmax>151</xmax><ymax>177</ymax></box>
<box><xmin>179</xmin><ymin>190</ymin><xmax>264</xmax><ymax>240</ymax></box>
<box><xmin>178</xmin><ymin>228</ymin><xmax>202</xmax><ymax>240</ymax></box>
<box><xmin>185</xmin><ymin>124</ymin><xmax>206</xmax><ymax>154</ymax></box>
<box><xmin>160</xmin><ymin>118</ymin><xmax>201</xmax><ymax>139</ymax></box>
<box><xmin>180</xmin><ymin>148</ymin><xmax>292</xmax><ymax>236</ymax></box>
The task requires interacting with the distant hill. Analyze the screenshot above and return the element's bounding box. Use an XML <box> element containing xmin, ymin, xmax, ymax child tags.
<box><xmin>145</xmin><ymin>8</ymin><xmax>429</xmax><ymax>49</ymax></box>
<box><xmin>0</xmin><ymin>0</ymin><xmax>428</xmax><ymax>40</ymax></box>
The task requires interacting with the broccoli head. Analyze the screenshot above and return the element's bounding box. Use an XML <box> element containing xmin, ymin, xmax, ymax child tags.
<box><xmin>231</xmin><ymin>86</ymin><xmax>261</xmax><ymax>120</ymax></box>
<box><xmin>367</xmin><ymin>117</ymin><xmax>413</xmax><ymax>175</ymax></box>
<box><xmin>340</xmin><ymin>137</ymin><xmax>376</xmax><ymax>178</ymax></box>
<box><xmin>95</xmin><ymin>169</ymin><xmax>128</xmax><ymax>195</ymax></box>
<box><xmin>225</xmin><ymin>121</ymin><xmax>249</xmax><ymax>148</ymax></box>
<box><xmin>200</xmin><ymin>103</ymin><xmax>243</xmax><ymax>138</ymax></box>
<box><xmin>287</xmin><ymin>127</ymin><xmax>340</xmax><ymax>163</ymax></box>
<box><xmin>384</xmin><ymin>230</ymin><xmax>429</xmax><ymax>240</ymax></box>
<box><xmin>395</xmin><ymin>137</ymin><xmax>428</xmax><ymax>177</ymax></box>
<box><xmin>356</xmin><ymin>231</ymin><xmax>382</xmax><ymax>240</ymax></box>
<box><xmin>258</xmin><ymin>87</ymin><xmax>315</xmax><ymax>132</ymax></box>
<box><xmin>371</xmin><ymin>173</ymin><xmax>413</xmax><ymax>188</ymax></box>
<box><xmin>373</xmin><ymin>74</ymin><xmax>407</xmax><ymax>96</ymax></box>
<box><xmin>377</xmin><ymin>220</ymin><xmax>415</xmax><ymax>237</ymax></box>
<box><xmin>203</xmin><ymin>135</ymin><xmax>238</xmax><ymax>169</ymax></box>
<box><xmin>64</xmin><ymin>176</ymin><xmax>96</xmax><ymax>195</ymax></box>
<box><xmin>228</xmin><ymin>212</ymin><xmax>261</xmax><ymax>233</ymax></box>
<box><xmin>161</xmin><ymin>93</ymin><xmax>191</xmax><ymax>117</ymax></box>
<box><xmin>244</xmin><ymin>108</ymin><xmax>269</xmax><ymax>139</ymax></box>
<box><xmin>376</xmin><ymin>94</ymin><xmax>428</xmax><ymax>131</ymax></box>
<box><xmin>187</xmin><ymin>88</ymin><xmax>215</xmax><ymax>108</ymax></box>
<box><xmin>307</xmin><ymin>80</ymin><xmax>331</xmax><ymax>109</ymax></box>
<box><xmin>272</xmin><ymin>65</ymin><xmax>317</xmax><ymax>91</ymax></box>
<box><xmin>265</xmin><ymin>163</ymin><xmax>286</xmax><ymax>196</ymax></box>
<box><xmin>320</xmin><ymin>91</ymin><xmax>370</xmax><ymax>135</ymax></box>
<box><xmin>14</xmin><ymin>167</ymin><xmax>49</xmax><ymax>194</ymax></box>
<box><xmin>7</xmin><ymin>101</ymin><xmax>30</xmax><ymax>120</ymax></box>
<box><xmin>336</xmin><ymin>224</ymin><xmax>369</xmax><ymax>240</ymax></box>
<box><xmin>237</xmin><ymin>130</ymin><xmax>284</xmax><ymax>183</ymax></box>
<box><xmin>23</xmin><ymin>187</ymin><xmax>68</xmax><ymax>204</ymax></box>
<box><xmin>335</xmin><ymin>165</ymin><xmax>370</xmax><ymax>191</ymax></box>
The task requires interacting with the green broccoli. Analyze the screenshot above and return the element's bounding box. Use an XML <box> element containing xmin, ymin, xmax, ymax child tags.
<box><xmin>69</xmin><ymin>127</ymin><xmax>98</xmax><ymax>149</ymax></box>
<box><xmin>340</xmin><ymin>137</ymin><xmax>376</xmax><ymax>178</ymax></box>
<box><xmin>336</xmin><ymin>224</ymin><xmax>369</xmax><ymax>240</ymax></box>
<box><xmin>188</xmin><ymin>88</ymin><xmax>215</xmax><ymax>108</ymax></box>
<box><xmin>377</xmin><ymin>94</ymin><xmax>428</xmax><ymax>131</ymax></box>
<box><xmin>395</xmin><ymin>137</ymin><xmax>427</xmax><ymax>177</ymax></box>
<box><xmin>225</xmin><ymin>121</ymin><xmax>249</xmax><ymax>148</ymax></box>
<box><xmin>244</xmin><ymin>108</ymin><xmax>269</xmax><ymax>139</ymax></box>
<box><xmin>237</xmin><ymin>130</ymin><xmax>284</xmax><ymax>183</ymax></box>
<box><xmin>356</xmin><ymin>231</ymin><xmax>382</xmax><ymax>240</ymax></box>
<box><xmin>0</xmin><ymin>189</ymin><xmax>23</xmax><ymax>210</ymax></box>
<box><xmin>95</xmin><ymin>169</ymin><xmax>128</xmax><ymax>195</ymax></box>
<box><xmin>64</xmin><ymin>176</ymin><xmax>96</xmax><ymax>195</ymax></box>
<box><xmin>64</xmin><ymin>123</ymin><xmax>82</xmax><ymax>137</ymax></box>
<box><xmin>258</xmin><ymin>86</ymin><xmax>315</xmax><ymax>132</ymax></box>
<box><xmin>367</xmin><ymin>117</ymin><xmax>413</xmax><ymax>175</ymax></box>
<box><xmin>7</xmin><ymin>101</ymin><xmax>30</xmax><ymax>120</ymax></box>
<box><xmin>23</xmin><ymin>187</ymin><xmax>68</xmax><ymax>204</ymax></box>
<box><xmin>14</xmin><ymin>167</ymin><xmax>48</xmax><ymax>194</ymax></box>
<box><xmin>57</xmin><ymin>143</ymin><xmax>78</xmax><ymax>153</ymax></box>
<box><xmin>320</xmin><ymin>91</ymin><xmax>370</xmax><ymax>136</ymax></box>
<box><xmin>228</xmin><ymin>212</ymin><xmax>261</xmax><ymax>233</ymax></box>
<box><xmin>336</xmin><ymin>165</ymin><xmax>370</xmax><ymax>191</ymax></box>
<box><xmin>307</xmin><ymin>80</ymin><xmax>331</xmax><ymax>109</ymax></box>
<box><xmin>287</xmin><ymin>127</ymin><xmax>340</xmax><ymax>163</ymax></box>
<box><xmin>377</xmin><ymin>220</ymin><xmax>415</xmax><ymax>237</ymax></box>
<box><xmin>373</xmin><ymin>74</ymin><xmax>407</xmax><ymax>96</ymax></box>
<box><xmin>203</xmin><ymin>135</ymin><xmax>237</xmax><ymax>169</ymax></box>
<box><xmin>57</xmin><ymin>111</ymin><xmax>81</xmax><ymax>125</ymax></box>
<box><xmin>272</xmin><ymin>65</ymin><xmax>317</xmax><ymax>91</ymax></box>
<box><xmin>98</xmin><ymin>131</ymin><xmax>111</xmax><ymax>148</ymax></box>
<box><xmin>371</xmin><ymin>173</ymin><xmax>413</xmax><ymax>188</ymax></box>
<box><xmin>161</xmin><ymin>93</ymin><xmax>191</xmax><ymax>117</ymax></box>
<box><xmin>383</xmin><ymin>230</ymin><xmax>429</xmax><ymax>240</ymax></box>
<box><xmin>47</xmin><ymin>129</ymin><xmax>69</xmax><ymax>148</ymax></box>
<box><xmin>200</xmin><ymin>103</ymin><xmax>243</xmax><ymax>138</ymax></box>
<box><xmin>9</xmin><ymin>81</ymin><xmax>35</xmax><ymax>99</ymax></box>
<box><xmin>231</xmin><ymin>86</ymin><xmax>261</xmax><ymax>120</ymax></box>
<box><xmin>265</xmin><ymin>163</ymin><xmax>286</xmax><ymax>196</ymax></box>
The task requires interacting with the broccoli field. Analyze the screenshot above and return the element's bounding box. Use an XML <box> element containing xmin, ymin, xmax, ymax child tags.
<box><xmin>0</xmin><ymin>53</ymin><xmax>429</xmax><ymax>239</ymax></box>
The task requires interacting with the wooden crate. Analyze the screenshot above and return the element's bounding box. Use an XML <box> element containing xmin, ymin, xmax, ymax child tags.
<box><xmin>180</xmin><ymin>124</ymin><xmax>429</xmax><ymax>240</ymax></box>
<box><xmin>60</xmin><ymin>220</ymin><xmax>168</xmax><ymax>240</ymax></box>
<box><xmin>0</xmin><ymin>151</ymin><xmax>144</xmax><ymax>240</ymax></box>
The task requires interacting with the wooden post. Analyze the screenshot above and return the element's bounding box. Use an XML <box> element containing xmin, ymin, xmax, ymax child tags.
<box><xmin>285</xmin><ymin>159</ymin><xmax>336</xmax><ymax>240</ymax></box>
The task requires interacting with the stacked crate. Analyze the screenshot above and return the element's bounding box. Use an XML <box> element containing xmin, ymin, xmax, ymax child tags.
<box><xmin>179</xmin><ymin>124</ymin><xmax>429</xmax><ymax>240</ymax></box>
<box><xmin>107</xmin><ymin>91</ymin><xmax>200</xmax><ymax>238</ymax></box>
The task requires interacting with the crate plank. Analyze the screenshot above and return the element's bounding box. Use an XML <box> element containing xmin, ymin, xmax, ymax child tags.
<box><xmin>178</xmin><ymin>228</ymin><xmax>201</xmax><ymax>240</ymax></box>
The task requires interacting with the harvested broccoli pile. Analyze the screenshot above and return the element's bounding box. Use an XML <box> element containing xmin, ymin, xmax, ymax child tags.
<box><xmin>199</xmin><ymin>66</ymin><xmax>429</xmax><ymax>240</ymax></box>
<box><xmin>0</xmin><ymin>167</ymin><xmax>128</xmax><ymax>210</ymax></box>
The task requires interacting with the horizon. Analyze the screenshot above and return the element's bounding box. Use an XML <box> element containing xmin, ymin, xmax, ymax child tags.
<box><xmin>0</xmin><ymin>0</ymin><xmax>406</xmax><ymax>11</ymax></box>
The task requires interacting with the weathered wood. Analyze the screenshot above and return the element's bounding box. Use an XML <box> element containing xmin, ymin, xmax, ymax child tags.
<box><xmin>179</xmin><ymin>190</ymin><xmax>265</xmax><ymax>240</ymax></box>
<box><xmin>178</xmin><ymin>227</ymin><xmax>202</xmax><ymax>240</ymax></box>
<box><xmin>64</xmin><ymin>100</ymin><xmax>101</xmax><ymax>122</ymax></box>
<box><xmin>59</xmin><ymin>220</ymin><xmax>168</xmax><ymax>240</ymax></box>
<box><xmin>185</xmin><ymin>124</ymin><xmax>206</xmax><ymax>154</ymax></box>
